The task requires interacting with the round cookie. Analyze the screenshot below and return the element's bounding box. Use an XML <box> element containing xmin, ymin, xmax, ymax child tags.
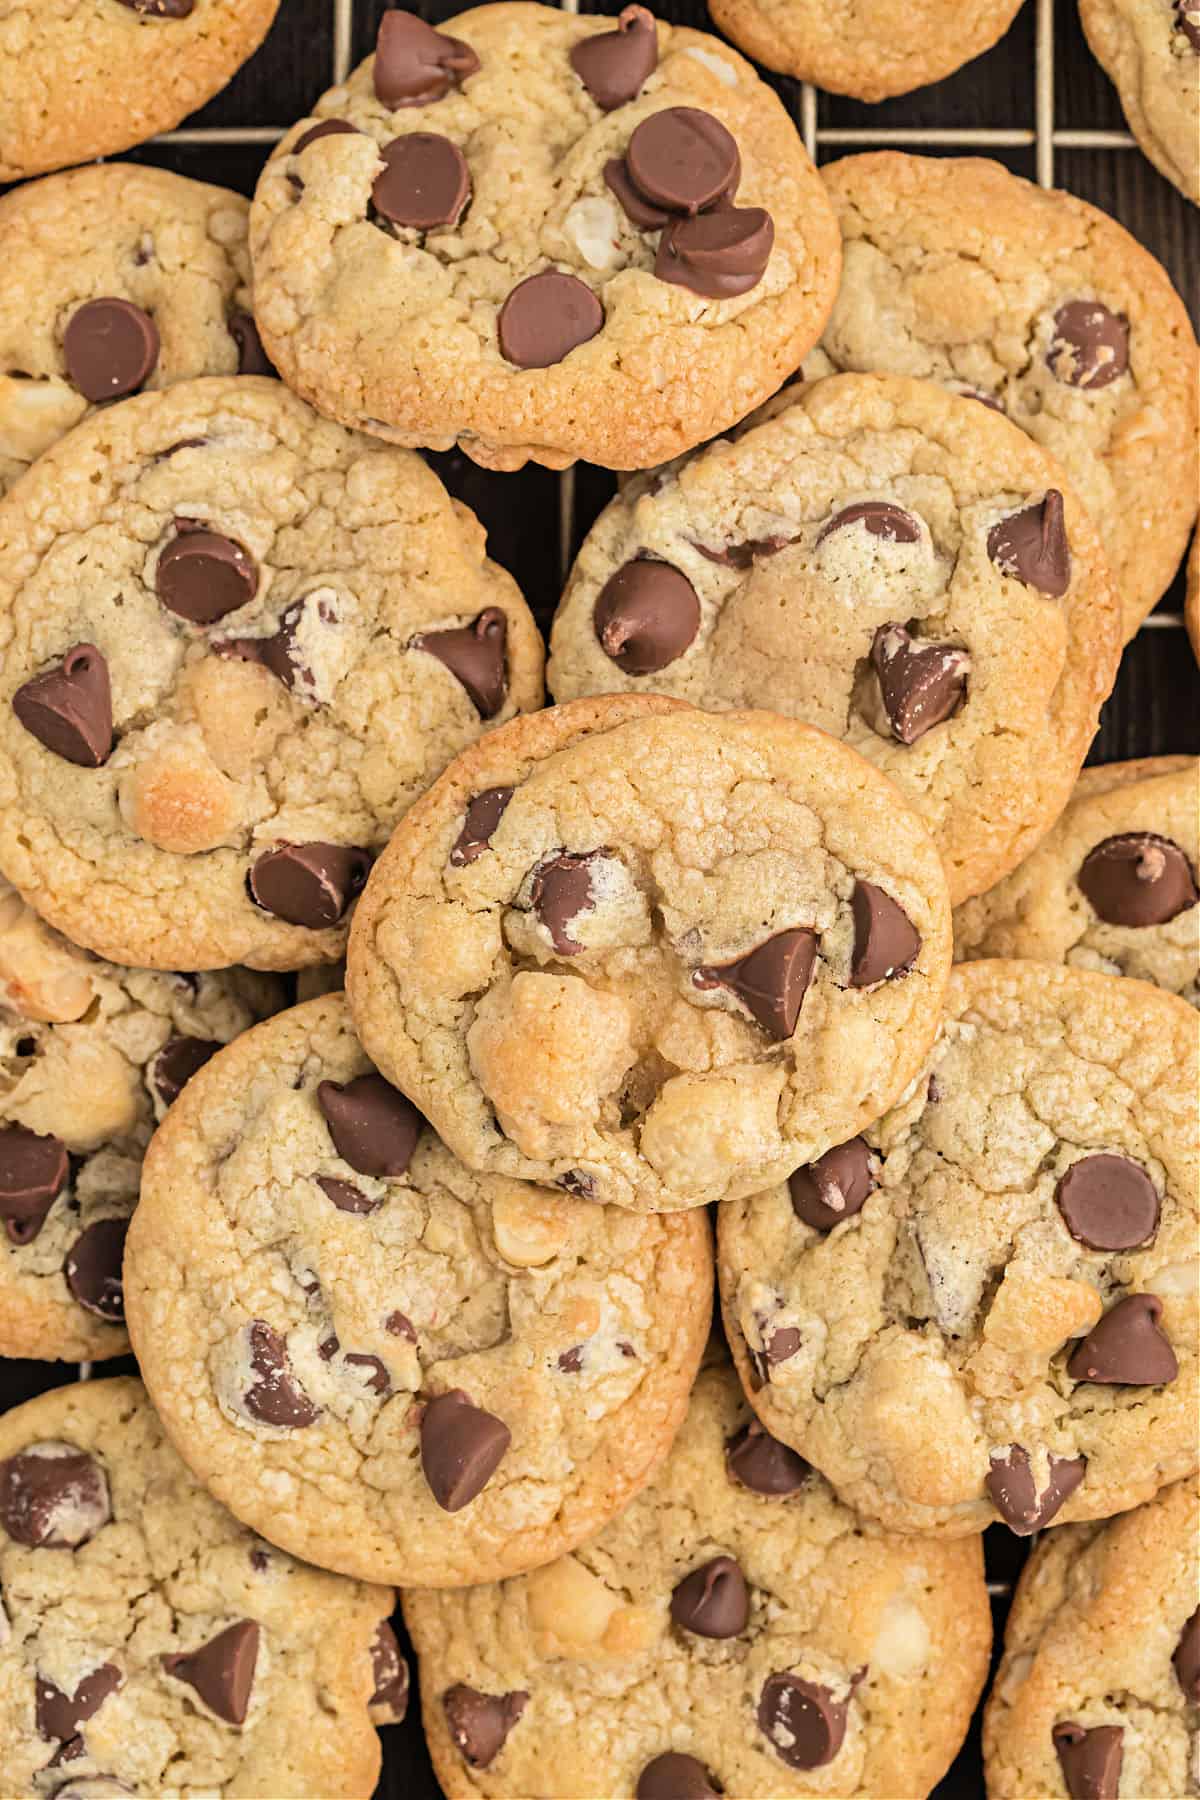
<box><xmin>718</xmin><ymin>959</ymin><xmax>1199</xmax><ymax>1536</ymax></box>
<box><xmin>0</xmin><ymin>879</ymin><xmax>280</xmax><ymax>1362</ymax></box>
<box><xmin>983</xmin><ymin>1477</ymin><xmax>1199</xmax><ymax>1800</ymax></box>
<box><xmin>955</xmin><ymin>757</ymin><xmax>1199</xmax><ymax>1005</ymax></box>
<box><xmin>125</xmin><ymin>993</ymin><xmax>712</xmax><ymax>1587</ymax></box>
<box><xmin>807</xmin><ymin>154</ymin><xmax>1199</xmax><ymax>637</ymax></box>
<box><xmin>403</xmin><ymin>1361</ymin><xmax>993</xmax><ymax>1800</ymax></box>
<box><xmin>0</xmin><ymin>376</ymin><xmax>543</xmax><ymax>972</ymax></box>
<box><xmin>346</xmin><ymin>694</ymin><xmax>953</xmax><ymax>1213</ymax></box>
<box><xmin>248</xmin><ymin>3</ymin><xmax>841</xmax><ymax>471</ymax></box>
<box><xmin>548</xmin><ymin>372</ymin><xmax>1122</xmax><ymax>905</ymax></box>
<box><xmin>705</xmin><ymin>0</ymin><xmax>1024</xmax><ymax>101</ymax></box>
<box><xmin>1079</xmin><ymin>0</ymin><xmax>1200</xmax><ymax>204</ymax></box>
<box><xmin>0</xmin><ymin>164</ymin><xmax>268</xmax><ymax>500</ymax></box>
<box><xmin>0</xmin><ymin>0</ymin><xmax>281</xmax><ymax>184</ymax></box>
<box><xmin>1187</xmin><ymin>529</ymin><xmax>1199</xmax><ymax>663</ymax></box>
<box><xmin>0</xmin><ymin>1375</ymin><xmax>396</xmax><ymax>1798</ymax></box>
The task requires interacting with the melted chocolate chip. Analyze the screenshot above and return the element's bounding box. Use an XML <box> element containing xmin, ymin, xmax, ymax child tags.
<box><xmin>12</xmin><ymin>644</ymin><xmax>113</xmax><ymax>768</ymax></box>
<box><xmin>1066</xmin><ymin>1293</ymin><xmax>1177</xmax><ymax>1386</ymax></box>
<box><xmin>789</xmin><ymin>1137</ymin><xmax>877</xmax><ymax>1232</ymax></box>
<box><xmin>758</xmin><ymin>1673</ymin><xmax>849</xmax><ymax>1769</ymax></box>
<box><xmin>386</xmin><ymin>1310</ymin><xmax>417</xmax><ymax>1341</ymax></box>
<box><xmin>317</xmin><ymin>1072</ymin><xmax>422</xmax><ymax>1177</ymax></box>
<box><xmin>442</xmin><ymin>1683</ymin><xmax>528</xmax><ymax>1768</ymax></box>
<box><xmin>985</xmin><ymin>1444</ymin><xmax>1085</xmax><ymax>1534</ymax></box>
<box><xmin>751</xmin><ymin>1317</ymin><xmax>802</xmax><ymax>1386</ymax></box>
<box><xmin>818</xmin><ymin>501</ymin><xmax>922</xmax><ymax>545</ymax></box>
<box><xmin>64</xmin><ymin>1218</ymin><xmax>128</xmax><ymax>1322</ymax></box>
<box><xmin>987</xmin><ymin>491</ymin><xmax>1071</xmax><ymax>597</ymax></box>
<box><xmin>594</xmin><ymin>559</ymin><xmax>700</xmax><ymax>674</ymax></box>
<box><xmin>655</xmin><ymin>207</ymin><xmax>773</xmax><ymax>298</ymax></box>
<box><xmin>373</xmin><ymin>10</ymin><xmax>480</xmax><ymax>107</ymax></box>
<box><xmin>558</xmin><ymin>1169</ymin><xmax>597</xmax><ymax>1199</ymax></box>
<box><xmin>693</xmin><ymin>533</ymin><xmax>797</xmax><ymax>569</ymax></box>
<box><xmin>63</xmin><ymin>299</ymin><xmax>159</xmax><ymax>401</ymax></box>
<box><xmin>116</xmin><ymin>0</ymin><xmax>193</xmax><ymax>12</ymax></box>
<box><xmin>726</xmin><ymin>1419</ymin><xmax>811</xmax><ymax>1496</ymax></box>
<box><xmin>0</xmin><ymin>1124</ymin><xmax>68</xmax><ymax>1245</ymax></box>
<box><xmin>36</xmin><ymin>1665</ymin><xmax>122</xmax><ymax>1741</ymax></box>
<box><xmin>373</xmin><ymin>133</ymin><xmax>471</xmax><ymax>229</ymax></box>
<box><xmin>626</xmin><ymin>108</ymin><xmax>740</xmax><ymax>215</ymax></box>
<box><xmin>241</xmin><ymin>1321</ymin><xmax>319</xmax><ymax>1428</ymax></box>
<box><xmin>0</xmin><ymin>1443</ymin><xmax>111</xmax><ymax>1547</ymax></box>
<box><xmin>604</xmin><ymin>155</ymin><xmax>672</xmax><ymax>229</ymax></box>
<box><xmin>1077</xmin><ymin>833</ymin><xmax>1198</xmax><ymax>928</ymax></box>
<box><xmin>570</xmin><ymin>6</ymin><xmax>657</xmax><ymax>109</ymax></box>
<box><xmin>450</xmin><ymin>787</ymin><xmax>514</xmax><ymax>866</ymax></box>
<box><xmin>369</xmin><ymin>1620</ymin><xmax>409</xmax><ymax>1724</ymax></box>
<box><xmin>1174</xmin><ymin>1608</ymin><xmax>1200</xmax><ymax>1702</ymax></box>
<box><xmin>693</xmin><ymin>928</ymin><xmax>818</xmax><ymax>1039</ymax></box>
<box><xmin>345</xmin><ymin>1352</ymin><xmax>391</xmax><ymax>1395</ymax></box>
<box><xmin>248</xmin><ymin>842</ymin><xmax>372</xmax><ymax>929</ymax></box>
<box><xmin>293</xmin><ymin>118</ymin><xmax>362</xmax><ymax>154</ymax></box>
<box><xmin>670</xmin><ymin>1555</ymin><xmax>749</xmax><ymax>1639</ymax></box>
<box><xmin>498</xmin><ymin>271</ymin><xmax>604</xmax><ymax>370</ymax></box>
<box><xmin>850</xmin><ymin>881</ymin><xmax>920</xmax><ymax>986</ymax></box>
<box><xmin>556</xmin><ymin>1345</ymin><xmax>584</xmax><ymax>1373</ymax></box>
<box><xmin>156</xmin><ymin>526</ymin><xmax>258</xmax><ymax>625</ymax></box>
<box><xmin>1177</xmin><ymin>0</ymin><xmax>1200</xmax><ymax>49</ymax></box>
<box><xmin>1054</xmin><ymin>1154</ymin><xmax>1160</xmax><ymax>1250</ymax></box>
<box><xmin>412</xmin><ymin>607</ymin><xmax>508</xmax><ymax>716</ymax></box>
<box><xmin>1053</xmin><ymin>1724</ymin><xmax>1123</xmax><ymax>1800</ymax></box>
<box><xmin>316</xmin><ymin>1175</ymin><xmax>380</xmax><ymax>1215</ymax></box>
<box><xmin>1047</xmin><ymin>301</ymin><xmax>1129</xmax><ymax>390</ymax></box>
<box><xmin>150</xmin><ymin>1036</ymin><xmax>220</xmax><ymax>1107</ymax></box>
<box><xmin>636</xmin><ymin>1753</ymin><xmax>723</xmax><ymax>1800</ymax></box>
<box><xmin>420</xmin><ymin>1389</ymin><xmax>510</xmax><ymax>1512</ymax></box>
<box><xmin>530</xmin><ymin>851</ymin><xmax>603</xmax><ymax>954</ymax></box>
<box><xmin>870</xmin><ymin>623</ymin><xmax>969</xmax><ymax>745</ymax></box>
<box><xmin>229</xmin><ymin>310</ymin><xmax>276</xmax><ymax>377</ymax></box>
<box><xmin>162</xmin><ymin>1620</ymin><xmax>259</xmax><ymax>1726</ymax></box>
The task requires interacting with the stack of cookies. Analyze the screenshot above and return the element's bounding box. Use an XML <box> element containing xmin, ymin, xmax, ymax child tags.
<box><xmin>0</xmin><ymin>4</ymin><xmax>1196</xmax><ymax>1798</ymax></box>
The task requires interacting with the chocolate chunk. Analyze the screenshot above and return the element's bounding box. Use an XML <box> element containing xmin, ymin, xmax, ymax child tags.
<box><xmin>1077</xmin><ymin>833</ymin><xmax>1198</xmax><ymax>928</ymax></box>
<box><xmin>420</xmin><ymin>1389</ymin><xmax>510</xmax><ymax>1512</ymax></box>
<box><xmin>317</xmin><ymin>1072</ymin><xmax>422</xmax><ymax>1177</ymax></box>
<box><xmin>636</xmin><ymin>1753</ymin><xmax>723</xmax><ymax>1800</ymax></box>
<box><xmin>412</xmin><ymin>607</ymin><xmax>508</xmax><ymax>715</ymax></box>
<box><xmin>1177</xmin><ymin>0</ymin><xmax>1200</xmax><ymax>49</ymax></box>
<box><xmin>369</xmin><ymin>1620</ymin><xmax>409</xmax><ymax>1725</ymax></box>
<box><xmin>726</xmin><ymin>1419</ymin><xmax>811</xmax><ymax>1496</ymax></box>
<box><xmin>62</xmin><ymin>299</ymin><xmax>159</xmax><ymax>402</ymax></box>
<box><xmin>570</xmin><ymin>6</ymin><xmax>657</xmax><ymax>109</ymax></box>
<box><xmin>316</xmin><ymin>1176</ymin><xmax>380</xmax><ymax>1215</ymax></box>
<box><xmin>870</xmin><ymin>623</ymin><xmax>969</xmax><ymax>745</ymax></box>
<box><xmin>758</xmin><ymin>1673</ymin><xmax>849</xmax><ymax>1769</ymax></box>
<box><xmin>150</xmin><ymin>1036</ymin><xmax>221</xmax><ymax>1107</ymax></box>
<box><xmin>442</xmin><ymin>1683</ymin><xmax>528</xmax><ymax>1768</ymax></box>
<box><xmin>655</xmin><ymin>207</ymin><xmax>773</xmax><ymax>298</ymax></box>
<box><xmin>1053</xmin><ymin>1724</ymin><xmax>1123</xmax><ymax>1800</ymax></box>
<box><xmin>818</xmin><ymin>501</ymin><xmax>922</xmax><ymax>545</ymax></box>
<box><xmin>162</xmin><ymin>1620</ymin><xmax>259</xmax><ymax>1726</ymax></box>
<box><xmin>229</xmin><ymin>310</ymin><xmax>275</xmax><ymax>378</ymax></box>
<box><xmin>1055</xmin><ymin>1154</ymin><xmax>1159</xmax><ymax>1251</ymax></box>
<box><xmin>345</xmin><ymin>1352</ymin><xmax>391</xmax><ymax>1395</ymax></box>
<box><xmin>789</xmin><ymin>1137</ymin><xmax>877</xmax><ymax>1232</ymax></box>
<box><xmin>594</xmin><ymin>559</ymin><xmax>700</xmax><ymax>674</ymax></box>
<box><xmin>450</xmin><ymin>787</ymin><xmax>514</xmax><ymax>866</ymax></box>
<box><xmin>242</xmin><ymin>1320</ymin><xmax>320</xmax><ymax>1428</ymax></box>
<box><xmin>530</xmin><ymin>851</ymin><xmax>603</xmax><ymax>955</ymax></box>
<box><xmin>156</xmin><ymin>525</ymin><xmax>258</xmax><ymax>625</ymax></box>
<box><xmin>670</xmin><ymin>1555</ymin><xmax>749</xmax><ymax>1639</ymax></box>
<box><xmin>116</xmin><ymin>0</ymin><xmax>193</xmax><ymax>13</ymax></box>
<box><xmin>985</xmin><ymin>1445</ymin><xmax>1085</xmax><ymax>1534</ymax></box>
<box><xmin>373</xmin><ymin>133</ymin><xmax>471</xmax><ymax>229</ymax></box>
<box><xmin>64</xmin><ymin>1218</ymin><xmax>128</xmax><ymax>1322</ymax></box>
<box><xmin>12</xmin><ymin>644</ymin><xmax>113</xmax><ymax>768</ymax></box>
<box><xmin>850</xmin><ymin>881</ymin><xmax>920</xmax><ymax>986</ymax></box>
<box><xmin>626</xmin><ymin>108</ymin><xmax>740</xmax><ymax>215</ymax></box>
<box><xmin>0</xmin><ymin>1443</ymin><xmax>111</xmax><ymax>1547</ymax></box>
<box><xmin>1173</xmin><ymin>1608</ymin><xmax>1200</xmax><ymax>1701</ymax></box>
<box><xmin>604</xmin><ymin>156</ymin><xmax>672</xmax><ymax>230</ymax></box>
<box><xmin>693</xmin><ymin>928</ymin><xmax>818</xmax><ymax>1040</ymax></box>
<box><xmin>693</xmin><ymin>533</ymin><xmax>797</xmax><ymax>569</ymax></box>
<box><xmin>0</xmin><ymin>1124</ymin><xmax>68</xmax><ymax>1246</ymax></box>
<box><xmin>374</xmin><ymin>10</ymin><xmax>479</xmax><ymax>107</ymax></box>
<box><xmin>987</xmin><ymin>490</ymin><xmax>1071</xmax><ymax>597</ymax></box>
<box><xmin>248</xmin><ymin>842</ymin><xmax>371</xmax><ymax>929</ymax></box>
<box><xmin>36</xmin><ymin>1665</ymin><xmax>122</xmax><ymax>1741</ymax></box>
<box><xmin>386</xmin><ymin>1310</ymin><xmax>417</xmax><ymax>1340</ymax></box>
<box><xmin>557</xmin><ymin>1346</ymin><xmax>584</xmax><ymax>1372</ymax></box>
<box><xmin>498</xmin><ymin>271</ymin><xmax>604</xmax><ymax>370</ymax></box>
<box><xmin>293</xmin><ymin>118</ymin><xmax>361</xmax><ymax>154</ymax></box>
<box><xmin>1066</xmin><ymin>1293</ymin><xmax>1177</xmax><ymax>1386</ymax></box>
<box><xmin>1047</xmin><ymin>301</ymin><xmax>1129</xmax><ymax>390</ymax></box>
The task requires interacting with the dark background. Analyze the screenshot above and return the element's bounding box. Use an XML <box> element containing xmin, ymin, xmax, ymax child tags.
<box><xmin>3</xmin><ymin>1</ymin><xmax>1198</xmax><ymax>1795</ymax></box>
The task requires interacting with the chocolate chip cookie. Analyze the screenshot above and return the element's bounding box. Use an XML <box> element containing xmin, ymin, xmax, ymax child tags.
<box><xmin>0</xmin><ymin>1375</ymin><xmax>396</xmax><ymax>1797</ymax></box>
<box><xmin>1080</xmin><ymin>0</ymin><xmax>1200</xmax><ymax>203</ymax></box>
<box><xmin>984</xmin><ymin>1476</ymin><xmax>1199</xmax><ymax>1800</ymax></box>
<box><xmin>0</xmin><ymin>164</ymin><xmax>269</xmax><ymax>500</ymax></box>
<box><xmin>1187</xmin><ymin>529</ymin><xmax>1200</xmax><ymax>662</ymax></box>
<box><xmin>0</xmin><ymin>0</ymin><xmax>281</xmax><ymax>183</ymax></box>
<box><xmin>248</xmin><ymin>3</ymin><xmax>841</xmax><ymax>471</ymax></box>
<box><xmin>808</xmin><ymin>154</ymin><xmax>1199</xmax><ymax>637</ymax></box>
<box><xmin>955</xmin><ymin>757</ymin><xmax>1199</xmax><ymax>1005</ymax></box>
<box><xmin>347</xmin><ymin>694</ymin><xmax>953</xmax><ymax>1213</ymax></box>
<box><xmin>403</xmin><ymin>1360</ymin><xmax>992</xmax><ymax>1799</ymax></box>
<box><xmin>0</xmin><ymin>376</ymin><xmax>543</xmax><ymax>972</ymax></box>
<box><xmin>548</xmin><ymin>372</ymin><xmax>1121</xmax><ymax>905</ymax></box>
<box><xmin>125</xmin><ymin>993</ymin><xmax>712</xmax><ymax>1587</ymax></box>
<box><xmin>0</xmin><ymin>879</ymin><xmax>279</xmax><ymax>1362</ymax></box>
<box><xmin>718</xmin><ymin>959</ymin><xmax>1198</xmax><ymax>1536</ymax></box>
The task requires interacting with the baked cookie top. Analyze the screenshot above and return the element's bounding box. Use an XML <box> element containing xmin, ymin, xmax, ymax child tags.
<box><xmin>248</xmin><ymin>3</ymin><xmax>841</xmax><ymax>472</ymax></box>
<box><xmin>0</xmin><ymin>879</ymin><xmax>279</xmax><ymax>1363</ymax></box>
<box><xmin>955</xmin><ymin>757</ymin><xmax>1199</xmax><ymax>1005</ymax></box>
<box><xmin>1187</xmin><ymin>530</ymin><xmax>1199</xmax><ymax>664</ymax></box>
<box><xmin>347</xmin><ymin>694</ymin><xmax>953</xmax><ymax>1213</ymax></box>
<box><xmin>0</xmin><ymin>0</ymin><xmax>281</xmax><ymax>183</ymax></box>
<box><xmin>548</xmin><ymin>372</ymin><xmax>1121</xmax><ymax>905</ymax></box>
<box><xmin>809</xmin><ymin>154</ymin><xmax>1199</xmax><ymax>637</ymax></box>
<box><xmin>718</xmin><ymin>959</ymin><xmax>1198</xmax><ymax>1536</ymax></box>
<box><xmin>404</xmin><ymin>1361</ymin><xmax>992</xmax><ymax>1800</ymax></box>
<box><xmin>1080</xmin><ymin>0</ymin><xmax>1200</xmax><ymax>203</ymax></box>
<box><xmin>125</xmin><ymin>993</ymin><xmax>712</xmax><ymax>1588</ymax></box>
<box><xmin>983</xmin><ymin>1477</ymin><xmax>1199</xmax><ymax>1800</ymax></box>
<box><xmin>0</xmin><ymin>376</ymin><xmax>543</xmax><ymax>972</ymax></box>
<box><xmin>0</xmin><ymin>1375</ymin><xmax>395</xmax><ymax>1798</ymax></box>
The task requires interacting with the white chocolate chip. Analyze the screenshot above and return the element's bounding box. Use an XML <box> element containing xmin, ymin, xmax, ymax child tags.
<box><xmin>872</xmin><ymin>1595</ymin><xmax>931</xmax><ymax>1678</ymax></box>
<box><xmin>564</xmin><ymin>197</ymin><xmax>622</xmax><ymax>272</ymax></box>
<box><xmin>684</xmin><ymin>45</ymin><xmax>737</xmax><ymax>85</ymax></box>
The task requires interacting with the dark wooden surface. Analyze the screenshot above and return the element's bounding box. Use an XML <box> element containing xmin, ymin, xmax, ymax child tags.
<box><xmin>3</xmin><ymin>2</ymin><xmax>1198</xmax><ymax>1796</ymax></box>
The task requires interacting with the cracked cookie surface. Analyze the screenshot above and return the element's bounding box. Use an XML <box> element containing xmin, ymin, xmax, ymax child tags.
<box><xmin>125</xmin><ymin>993</ymin><xmax>712</xmax><ymax>1587</ymax></box>
<box><xmin>404</xmin><ymin>1360</ymin><xmax>992</xmax><ymax>1799</ymax></box>
<box><xmin>718</xmin><ymin>959</ymin><xmax>1199</xmax><ymax>1536</ymax></box>
<box><xmin>347</xmin><ymin>694</ymin><xmax>952</xmax><ymax>1212</ymax></box>
<box><xmin>1079</xmin><ymin>0</ymin><xmax>1200</xmax><ymax>203</ymax></box>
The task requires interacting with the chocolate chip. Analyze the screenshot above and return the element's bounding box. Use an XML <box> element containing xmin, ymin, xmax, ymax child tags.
<box><xmin>373</xmin><ymin>133</ymin><xmax>471</xmax><ymax>229</ymax></box>
<box><xmin>1077</xmin><ymin>833</ymin><xmax>1198</xmax><ymax>928</ymax></box>
<box><xmin>850</xmin><ymin>880</ymin><xmax>920</xmax><ymax>986</ymax></box>
<box><xmin>530</xmin><ymin>851</ymin><xmax>603</xmax><ymax>954</ymax></box>
<box><xmin>604</xmin><ymin>156</ymin><xmax>672</xmax><ymax>229</ymax></box>
<box><xmin>655</xmin><ymin>206</ymin><xmax>773</xmax><ymax>297</ymax></box>
<box><xmin>1047</xmin><ymin>301</ymin><xmax>1129</xmax><ymax>390</ymax></box>
<box><xmin>0</xmin><ymin>1443</ymin><xmax>111</xmax><ymax>1547</ymax></box>
<box><xmin>249</xmin><ymin>1548</ymin><xmax>269</xmax><ymax>1571</ymax></box>
<box><xmin>984</xmin><ymin>1444</ymin><xmax>1085</xmax><ymax>1534</ymax></box>
<box><xmin>987</xmin><ymin>490</ymin><xmax>1071</xmax><ymax>597</ymax></box>
<box><xmin>818</xmin><ymin>501</ymin><xmax>922</xmax><ymax>545</ymax></box>
<box><xmin>1177</xmin><ymin>0</ymin><xmax>1200</xmax><ymax>49</ymax></box>
<box><xmin>1053</xmin><ymin>1724</ymin><xmax>1123</xmax><ymax>1800</ymax></box>
<box><xmin>626</xmin><ymin>108</ymin><xmax>740</xmax><ymax>215</ymax></box>
<box><xmin>1174</xmin><ymin>1608</ymin><xmax>1200</xmax><ymax>1702</ymax></box>
<box><xmin>726</xmin><ymin>1419</ymin><xmax>811</xmax><ymax>1496</ymax></box>
<box><xmin>420</xmin><ymin>1389</ymin><xmax>510</xmax><ymax>1512</ymax></box>
<box><xmin>216</xmin><ymin>596</ymin><xmax>325</xmax><ymax>690</ymax></box>
<box><xmin>412</xmin><ymin>607</ymin><xmax>508</xmax><ymax>715</ymax></box>
<box><xmin>594</xmin><ymin>559</ymin><xmax>700</xmax><ymax>674</ymax></box>
<box><xmin>758</xmin><ymin>1673</ymin><xmax>849</xmax><ymax>1769</ymax></box>
<box><xmin>558</xmin><ymin>1169</ymin><xmax>597</xmax><ymax>1199</ymax></box>
<box><xmin>570</xmin><ymin>6</ymin><xmax>657</xmax><ymax>109</ymax></box>
<box><xmin>1066</xmin><ymin>1293</ymin><xmax>1178</xmax><ymax>1386</ymax></box>
<box><xmin>1055</xmin><ymin>1154</ymin><xmax>1159</xmax><ymax>1251</ymax></box>
<box><xmin>386</xmin><ymin>1310</ymin><xmax>417</xmax><ymax>1340</ymax></box>
<box><xmin>369</xmin><ymin>1620</ymin><xmax>409</xmax><ymax>1725</ymax></box>
<box><xmin>150</xmin><ymin>1036</ymin><xmax>220</xmax><ymax>1107</ymax></box>
<box><xmin>693</xmin><ymin>533</ymin><xmax>797</xmax><ymax>569</ymax></box>
<box><xmin>557</xmin><ymin>1346</ymin><xmax>584</xmax><ymax>1372</ymax></box>
<box><xmin>62</xmin><ymin>299</ymin><xmax>159</xmax><ymax>402</ymax></box>
<box><xmin>318</xmin><ymin>1333</ymin><xmax>340</xmax><ymax>1362</ymax></box>
<box><xmin>242</xmin><ymin>1320</ymin><xmax>320</xmax><ymax>1428</ymax></box>
<box><xmin>116</xmin><ymin>0</ymin><xmax>193</xmax><ymax>13</ymax></box>
<box><xmin>317</xmin><ymin>1072</ymin><xmax>422</xmax><ymax>1177</ymax></box>
<box><xmin>693</xmin><ymin>928</ymin><xmax>818</xmax><ymax>1039</ymax></box>
<box><xmin>870</xmin><ymin>623</ymin><xmax>969</xmax><ymax>745</ymax></box>
<box><xmin>293</xmin><ymin>118</ymin><xmax>361</xmax><ymax>154</ymax></box>
<box><xmin>789</xmin><ymin>1137</ymin><xmax>877</xmax><ymax>1232</ymax></box>
<box><xmin>373</xmin><ymin>9</ymin><xmax>480</xmax><ymax>107</ymax></box>
<box><xmin>498</xmin><ymin>271</ymin><xmax>604</xmax><ymax>370</ymax></box>
<box><xmin>12</xmin><ymin>644</ymin><xmax>113</xmax><ymax>768</ymax></box>
<box><xmin>442</xmin><ymin>1683</ymin><xmax>527</xmax><ymax>1768</ymax></box>
<box><xmin>636</xmin><ymin>1753</ymin><xmax>723</xmax><ymax>1800</ymax></box>
<box><xmin>156</xmin><ymin>526</ymin><xmax>258</xmax><ymax>625</ymax></box>
<box><xmin>450</xmin><ymin>787</ymin><xmax>514</xmax><ymax>867</ymax></box>
<box><xmin>345</xmin><ymin>1352</ymin><xmax>391</xmax><ymax>1395</ymax></box>
<box><xmin>162</xmin><ymin>1620</ymin><xmax>259</xmax><ymax>1726</ymax></box>
<box><xmin>36</xmin><ymin>1665</ymin><xmax>122</xmax><ymax>1741</ymax></box>
<box><xmin>64</xmin><ymin>1218</ymin><xmax>128</xmax><ymax>1322</ymax></box>
<box><xmin>751</xmin><ymin>1317</ymin><xmax>802</xmax><ymax>1386</ymax></box>
<box><xmin>316</xmin><ymin>1175</ymin><xmax>380</xmax><ymax>1215</ymax></box>
<box><xmin>0</xmin><ymin>1124</ymin><xmax>68</xmax><ymax>1246</ymax></box>
<box><xmin>229</xmin><ymin>310</ymin><xmax>276</xmax><ymax>378</ymax></box>
<box><xmin>670</xmin><ymin>1555</ymin><xmax>749</xmax><ymax>1639</ymax></box>
<box><xmin>248</xmin><ymin>842</ymin><xmax>372</xmax><ymax>929</ymax></box>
